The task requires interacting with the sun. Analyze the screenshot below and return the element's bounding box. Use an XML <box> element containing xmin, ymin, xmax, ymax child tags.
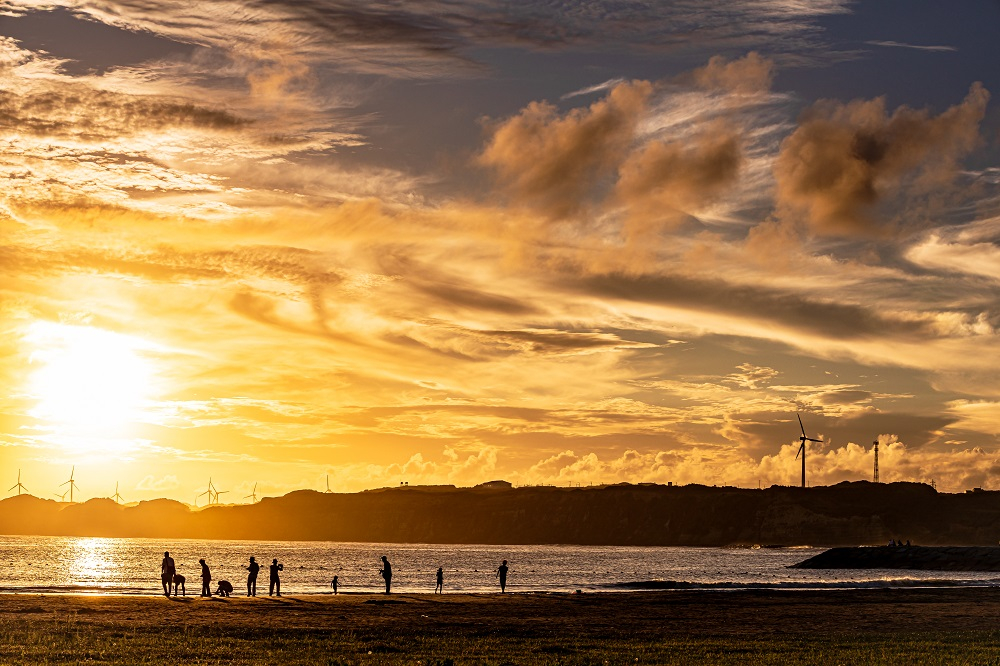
<box><xmin>26</xmin><ymin>322</ymin><xmax>155</xmax><ymax>432</ymax></box>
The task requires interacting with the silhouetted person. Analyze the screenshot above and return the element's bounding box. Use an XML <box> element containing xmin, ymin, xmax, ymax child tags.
<box><xmin>269</xmin><ymin>558</ymin><xmax>283</xmax><ymax>596</ymax></box>
<box><xmin>331</xmin><ymin>575</ymin><xmax>339</xmax><ymax>595</ymax></box>
<box><xmin>906</xmin><ymin>539</ymin><xmax>912</xmax><ymax>547</ymax></box>
<box><xmin>435</xmin><ymin>567</ymin><xmax>443</xmax><ymax>594</ymax></box>
<box><xmin>172</xmin><ymin>573</ymin><xmax>186</xmax><ymax>596</ymax></box>
<box><xmin>380</xmin><ymin>556</ymin><xmax>392</xmax><ymax>594</ymax></box>
<box><xmin>199</xmin><ymin>558</ymin><xmax>212</xmax><ymax>597</ymax></box>
<box><xmin>216</xmin><ymin>580</ymin><xmax>233</xmax><ymax>597</ymax></box>
<box><xmin>245</xmin><ymin>556</ymin><xmax>260</xmax><ymax>597</ymax></box>
<box><xmin>496</xmin><ymin>560</ymin><xmax>508</xmax><ymax>593</ymax></box>
<box><xmin>160</xmin><ymin>551</ymin><xmax>175</xmax><ymax>597</ymax></box>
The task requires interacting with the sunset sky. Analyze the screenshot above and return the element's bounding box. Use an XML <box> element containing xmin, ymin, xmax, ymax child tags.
<box><xmin>2</xmin><ymin>1</ymin><xmax>1000</xmax><ymax>503</ymax></box>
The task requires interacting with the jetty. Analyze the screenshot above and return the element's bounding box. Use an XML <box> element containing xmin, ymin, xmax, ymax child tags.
<box><xmin>792</xmin><ymin>546</ymin><xmax>1000</xmax><ymax>571</ymax></box>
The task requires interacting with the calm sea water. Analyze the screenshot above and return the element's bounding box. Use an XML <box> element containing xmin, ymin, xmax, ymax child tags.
<box><xmin>0</xmin><ymin>535</ymin><xmax>997</xmax><ymax>595</ymax></box>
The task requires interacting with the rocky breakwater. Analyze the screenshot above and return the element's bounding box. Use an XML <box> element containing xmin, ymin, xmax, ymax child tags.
<box><xmin>792</xmin><ymin>546</ymin><xmax>1000</xmax><ymax>571</ymax></box>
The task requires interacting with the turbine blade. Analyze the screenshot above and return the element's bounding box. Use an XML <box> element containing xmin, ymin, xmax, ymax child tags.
<box><xmin>797</xmin><ymin>413</ymin><xmax>806</xmax><ymax>437</ymax></box>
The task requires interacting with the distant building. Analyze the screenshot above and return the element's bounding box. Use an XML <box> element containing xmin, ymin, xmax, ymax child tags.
<box><xmin>475</xmin><ymin>480</ymin><xmax>513</xmax><ymax>490</ymax></box>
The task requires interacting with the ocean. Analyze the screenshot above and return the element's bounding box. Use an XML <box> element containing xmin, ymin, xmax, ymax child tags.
<box><xmin>0</xmin><ymin>535</ymin><xmax>996</xmax><ymax>595</ymax></box>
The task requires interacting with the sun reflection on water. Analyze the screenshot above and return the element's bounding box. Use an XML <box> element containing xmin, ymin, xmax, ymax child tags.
<box><xmin>63</xmin><ymin>537</ymin><xmax>122</xmax><ymax>589</ymax></box>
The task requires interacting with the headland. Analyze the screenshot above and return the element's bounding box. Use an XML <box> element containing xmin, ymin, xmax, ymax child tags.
<box><xmin>2</xmin><ymin>480</ymin><xmax>1000</xmax><ymax>546</ymax></box>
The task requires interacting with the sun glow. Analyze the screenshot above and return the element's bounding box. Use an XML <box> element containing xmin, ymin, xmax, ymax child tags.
<box><xmin>26</xmin><ymin>322</ymin><xmax>156</xmax><ymax>433</ymax></box>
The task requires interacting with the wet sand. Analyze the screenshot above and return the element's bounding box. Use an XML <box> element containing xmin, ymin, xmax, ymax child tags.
<box><xmin>2</xmin><ymin>588</ymin><xmax>1000</xmax><ymax>663</ymax></box>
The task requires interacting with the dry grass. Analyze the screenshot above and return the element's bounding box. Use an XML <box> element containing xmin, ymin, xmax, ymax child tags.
<box><xmin>2</xmin><ymin>589</ymin><xmax>1000</xmax><ymax>664</ymax></box>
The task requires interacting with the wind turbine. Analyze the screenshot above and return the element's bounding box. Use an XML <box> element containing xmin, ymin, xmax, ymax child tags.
<box><xmin>195</xmin><ymin>477</ymin><xmax>215</xmax><ymax>506</ymax></box>
<box><xmin>214</xmin><ymin>488</ymin><xmax>229</xmax><ymax>504</ymax></box>
<box><xmin>8</xmin><ymin>469</ymin><xmax>28</xmax><ymax>496</ymax></box>
<box><xmin>55</xmin><ymin>490</ymin><xmax>69</xmax><ymax>501</ymax></box>
<box><xmin>60</xmin><ymin>466</ymin><xmax>80</xmax><ymax>503</ymax></box>
<box><xmin>111</xmin><ymin>482</ymin><xmax>124</xmax><ymax>504</ymax></box>
<box><xmin>326</xmin><ymin>475</ymin><xmax>331</xmax><ymax>493</ymax></box>
<box><xmin>795</xmin><ymin>414</ymin><xmax>822</xmax><ymax>489</ymax></box>
<box><xmin>243</xmin><ymin>482</ymin><xmax>258</xmax><ymax>503</ymax></box>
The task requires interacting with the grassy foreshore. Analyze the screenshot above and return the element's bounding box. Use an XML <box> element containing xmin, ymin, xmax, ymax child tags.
<box><xmin>2</xmin><ymin>588</ymin><xmax>1000</xmax><ymax>664</ymax></box>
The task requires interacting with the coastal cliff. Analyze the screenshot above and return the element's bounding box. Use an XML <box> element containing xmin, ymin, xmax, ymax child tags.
<box><xmin>1</xmin><ymin>481</ymin><xmax>998</xmax><ymax>546</ymax></box>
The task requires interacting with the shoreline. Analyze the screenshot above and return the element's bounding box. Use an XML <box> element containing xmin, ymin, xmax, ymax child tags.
<box><xmin>3</xmin><ymin>577</ymin><xmax>1000</xmax><ymax>596</ymax></box>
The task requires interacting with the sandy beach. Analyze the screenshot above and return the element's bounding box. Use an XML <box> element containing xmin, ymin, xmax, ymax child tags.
<box><xmin>2</xmin><ymin>588</ymin><xmax>1000</xmax><ymax>664</ymax></box>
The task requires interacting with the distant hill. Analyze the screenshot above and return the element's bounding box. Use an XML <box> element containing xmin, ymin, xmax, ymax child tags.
<box><xmin>1</xmin><ymin>482</ymin><xmax>998</xmax><ymax>546</ymax></box>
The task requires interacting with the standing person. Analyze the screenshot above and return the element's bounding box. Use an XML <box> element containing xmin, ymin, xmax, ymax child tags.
<box><xmin>331</xmin><ymin>575</ymin><xmax>339</xmax><ymax>595</ymax></box>
<box><xmin>269</xmin><ymin>558</ymin><xmax>283</xmax><ymax>596</ymax></box>
<box><xmin>244</xmin><ymin>556</ymin><xmax>260</xmax><ymax>597</ymax></box>
<box><xmin>496</xmin><ymin>560</ymin><xmax>508</xmax><ymax>593</ymax></box>
<box><xmin>379</xmin><ymin>556</ymin><xmax>392</xmax><ymax>594</ymax></box>
<box><xmin>199</xmin><ymin>558</ymin><xmax>212</xmax><ymax>597</ymax></box>
<box><xmin>160</xmin><ymin>551</ymin><xmax>175</xmax><ymax>598</ymax></box>
<box><xmin>435</xmin><ymin>567</ymin><xmax>443</xmax><ymax>594</ymax></box>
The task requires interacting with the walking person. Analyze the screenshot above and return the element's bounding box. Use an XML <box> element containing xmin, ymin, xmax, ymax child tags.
<box><xmin>496</xmin><ymin>560</ymin><xmax>508</xmax><ymax>593</ymax></box>
<box><xmin>379</xmin><ymin>555</ymin><xmax>392</xmax><ymax>594</ymax></box>
<box><xmin>435</xmin><ymin>567</ymin><xmax>443</xmax><ymax>594</ymax></box>
<box><xmin>269</xmin><ymin>558</ymin><xmax>283</xmax><ymax>596</ymax></box>
<box><xmin>199</xmin><ymin>558</ymin><xmax>212</xmax><ymax>597</ymax></box>
<box><xmin>245</xmin><ymin>556</ymin><xmax>259</xmax><ymax>597</ymax></box>
<box><xmin>331</xmin><ymin>575</ymin><xmax>339</xmax><ymax>595</ymax></box>
<box><xmin>160</xmin><ymin>551</ymin><xmax>175</xmax><ymax>598</ymax></box>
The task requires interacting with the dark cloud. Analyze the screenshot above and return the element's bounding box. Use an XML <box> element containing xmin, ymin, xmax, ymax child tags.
<box><xmin>774</xmin><ymin>83</ymin><xmax>990</xmax><ymax>235</ymax></box>
<box><xmin>23</xmin><ymin>1</ymin><xmax>853</xmax><ymax>77</ymax></box>
<box><xmin>816</xmin><ymin>390</ymin><xmax>872</xmax><ymax>405</ymax></box>
<box><xmin>0</xmin><ymin>87</ymin><xmax>251</xmax><ymax>139</ymax></box>
<box><xmin>475</xmin><ymin>328</ymin><xmax>639</xmax><ymax>353</ymax></box>
<box><xmin>571</xmin><ymin>272</ymin><xmax>935</xmax><ymax>341</ymax></box>
<box><xmin>409</xmin><ymin>281</ymin><xmax>540</xmax><ymax>316</ymax></box>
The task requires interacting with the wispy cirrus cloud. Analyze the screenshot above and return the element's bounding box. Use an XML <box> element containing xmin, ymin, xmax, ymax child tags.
<box><xmin>866</xmin><ymin>40</ymin><xmax>957</xmax><ymax>53</ymax></box>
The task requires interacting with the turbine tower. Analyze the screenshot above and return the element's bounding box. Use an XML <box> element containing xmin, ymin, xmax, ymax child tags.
<box><xmin>795</xmin><ymin>414</ymin><xmax>822</xmax><ymax>489</ymax></box>
<box><xmin>873</xmin><ymin>440</ymin><xmax>880</xmax><ymax>483</ymax></box>
<box><xmin>8</xmin><ymin>469</ymin><xmax>28</xmax><ymax>496</ymax></box>
<box><xmin>326</xmin><ymin>475</ymin><xmax>331</xmax><ymax>493</ymax></box>
<box><xmin>111</xmin><ymin>482</ymin><xmax>124</xmax><ymax>504</ymax></box>
<box><xmin>60</xmin><ymin>466</ymin><xmax>80</xmax><ymax>503</ymax></box>
<box><xmin>243</xmin><ymin>482</ymin><xmax>258</xmax><ymax>503</ymax></box>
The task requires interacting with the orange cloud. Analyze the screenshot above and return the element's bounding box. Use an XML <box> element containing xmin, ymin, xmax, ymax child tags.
<box><xmin>692</xmin><ymin>51</ymin><xmax>774</xmax><ymax>95</ymax></box>
<box><xmin>615</xmin><ymin>124</ymin><xmax>742</xmax><ymax>240</ymax></box>
<box><xmin>479</xmin><ymin>80</ymin><xmax>652</xmax><ymax>219</ymax></box>
<box><xmin>774</xmin><ymin>83</ymin><xmax>989</xmax><ymax>235</ymax></box>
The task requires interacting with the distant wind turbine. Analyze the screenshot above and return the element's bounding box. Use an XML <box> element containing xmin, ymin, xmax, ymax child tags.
<box><xmin>195</xmin><ymin>477</ymin><xmax>215</xmax><ymax>507</ymax></box>
<box><xmin>111</xmin><ymin>482</ymin><xmax>124</xmax><ymax>504</ymax></box>
<box><xmin>795</xmin><ymin>414</ymin><xmax>822</xmax><ymax>489</ymax></box>
<box><xmin>55</xmin><ymin>489</ymin><xmax>69</xmax><ymax>501</ymax></box>
<box><xmin>326</xmin><ymin>475</ymin><xmax>331</xmax><ymax>493</ymax></box>
<box><xmin>8</xmin><ymin>469</ymin><xmax>28</xmax><ymax>496</ymax></box>
<box><xmin>214</xmin><ymin>489</ymin><xmax>229</xmax><ymax>504</ymax></box>
<box><xmin>60</xmin><ymin>466</ymin><xmax>80</xmax><ymax>503</ymax></box>
<box><xmin>243</xmin><ymin>482</ymin><xmax>258</xmax><ymax>503</ymax></box>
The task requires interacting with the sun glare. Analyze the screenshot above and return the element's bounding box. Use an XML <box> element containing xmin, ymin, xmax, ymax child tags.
<box><xmin>26</xmin><ymin>322</ymin><xmax>155</xmax><ymax>432</ymax></box>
